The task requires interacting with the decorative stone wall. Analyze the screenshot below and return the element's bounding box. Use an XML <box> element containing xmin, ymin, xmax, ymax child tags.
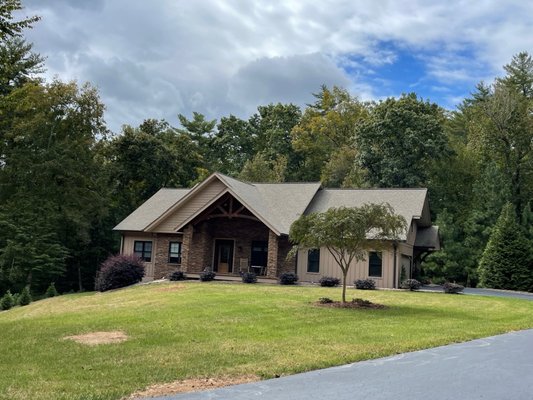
<box><xmin>184</xmin><ymin>222</ymin><xmax>211</xmax><ymax>273</ymax></box>
<box><xmin>277</xmin><ymin>235</ymin><xmax>296</xmax><ymax>276</ymax></box>
<box><xmin>153</xmin><ymin>233</ymin><xmax>183</xmax><ymax>279</ymax></box>
<box><xmin>266</xmin><ymin>230</ymin><xmax>279</xmax><ymax>278</ymax></box>
<box><xmin>180</xmin><ymin>225</ymin><xmax>193</xmax><ymax>272</ymax></box>
<box><xmin>185</xmin><ymin>218</ymin><xmax>271</xmax><ymax>274</ymax></box>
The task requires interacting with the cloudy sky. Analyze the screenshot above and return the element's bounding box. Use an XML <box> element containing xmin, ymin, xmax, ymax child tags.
<box><xmin>20</xmin><ymin>0</ymin><xmax>533</xmax><ymax>132</ymax></box>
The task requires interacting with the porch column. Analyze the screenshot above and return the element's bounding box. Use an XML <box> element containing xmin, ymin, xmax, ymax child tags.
<box><xmin>180</xmin><ymin>225</ymin><xmax>193</xmax><ymax>272</ymax></box>
<box><xmin>266</xmin><ymin>230</ymin><xmax>279</xmax><ymax>278</ymax></box>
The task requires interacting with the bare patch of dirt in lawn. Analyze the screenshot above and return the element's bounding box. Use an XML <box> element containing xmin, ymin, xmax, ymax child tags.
<box><xmin>63</xmin><ymin>331</ymin><xmax>128</xmax><ymax>345</ymax></box>
<box><xmin>315</xmin><ymin>298</ymin><xmax>386</xmax><ymax>309</ymax></box>
<box><xmin>126</xmin><ymin>375</ymin><xmax>260</xmax><ymax>399</ymax></box>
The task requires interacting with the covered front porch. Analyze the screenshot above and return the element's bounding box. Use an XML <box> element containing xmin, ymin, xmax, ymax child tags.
<box><xmin>179</xmin><ymin>193</ymin><xmax>294</xmax><ymax>278</ymax></box>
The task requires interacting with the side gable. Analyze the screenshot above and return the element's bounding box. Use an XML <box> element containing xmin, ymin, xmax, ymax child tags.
<box><xmin>113</xmin><ymin>188</ymin><xmax>189</xmax><ymax>232</ymax></box>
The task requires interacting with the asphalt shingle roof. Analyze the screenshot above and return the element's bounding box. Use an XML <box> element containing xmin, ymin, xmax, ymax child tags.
<box><xmin>113</xmin><ymin>188</ymin><xmax>190</xmax><ymax>231</ymax></box>
<box><xmin>114</xmin><ymin>173</ymin><xmax>429</xmax><ymax>239</ymax></box>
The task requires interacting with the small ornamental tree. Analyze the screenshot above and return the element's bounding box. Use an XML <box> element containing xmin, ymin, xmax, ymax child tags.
<box><xmin>478</xmin><ymin>203</ymin><xmax>532</xmax><ymax>291</ymax></box>
<box><xmin>290</xmin><ymin>204</ymin><xmax>405</xmax><ymax>303</ymax></box>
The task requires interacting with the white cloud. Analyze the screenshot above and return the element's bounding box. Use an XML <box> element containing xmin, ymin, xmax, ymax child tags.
<box><xmin>20</xmin><ymin>0</ymin><xmax>533</xmax><ymax>131</ymax></box>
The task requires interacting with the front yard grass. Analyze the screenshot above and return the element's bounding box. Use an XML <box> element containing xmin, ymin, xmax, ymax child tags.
<box><xmin>1</xmin><ymin>281</ymin><xmax>533</xmax><ymax>400</ymax></box>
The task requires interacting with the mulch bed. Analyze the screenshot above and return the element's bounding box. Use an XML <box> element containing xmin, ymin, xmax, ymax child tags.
<box><xmin>314</xmin><ymin>299</ymin><xmax>386</xmax><ymax>309</ymax></box>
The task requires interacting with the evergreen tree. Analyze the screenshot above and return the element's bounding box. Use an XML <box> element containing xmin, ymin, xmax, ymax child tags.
<box><xmin>18</xmin><ymin>285</ymin><xmax>31</xmax><ymax>306</ymax></box>
<box><xmin>0</xmin><ymin>289</ymin><xmax>14</xmax><ymax>310</ymax></box>
<box><xmin>45</xmin><ymin>282</ymin><xmax>58</xmax><ymax>298</ymax></box>
<box><xmin>478</xmin><ymin>203</ymin><xmax>532</xmax><ymax>291</ymax></box>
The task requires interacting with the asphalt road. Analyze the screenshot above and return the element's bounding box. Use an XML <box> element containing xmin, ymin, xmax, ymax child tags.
<box><xmin>421</xmin><ymin>285</ymin><xmax>533</xmax><ymax>301</ymax></box>
<box><xmin>152</xmin><ymin>329</ymin><xmax>533</xmax><ymax>400</ymax></box>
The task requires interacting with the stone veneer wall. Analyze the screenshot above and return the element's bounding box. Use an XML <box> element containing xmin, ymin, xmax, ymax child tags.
<box><xmin>277</xmin><ymin>236</ymin><xmax>296</xmax><ymax>276</ymax></box>
<box><xmin>184</xmin><ymin>218</ymin><xmax>271</xmax><ymax>274</ymax></box>
<box><xmin>153</xmin><ymin>233</ymin><xmax>183</xmax><ymax>279</ymax></box>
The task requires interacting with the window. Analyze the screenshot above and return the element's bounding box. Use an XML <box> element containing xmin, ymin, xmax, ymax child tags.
<box><xmin>368</xmin><ymin>251</ymin><xmax>382</xmax><ymax>277</ymax></box>
<box><xmin>169</xmin><ymin>242</ymin><xmax>182</xmax><ymax>264</ymax></box>
<box><xmin>307</xmin><ymin>249</ymin><xmax>320</xmax><ymax>273</ymax></box>
<box><xmin>134</xmin><ymin>240</ymin><xmax>152</xmax><ymax>262</ymax></box>
<box><xmin>251</xmin><ymin>241</ymin><xmax>268</xmax><ymax>267</ymax></box>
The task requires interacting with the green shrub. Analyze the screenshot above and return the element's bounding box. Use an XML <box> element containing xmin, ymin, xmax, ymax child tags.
<box><xmin>354</xmin><ymin>279</ymin><xmax>376</xmax><ymax>290</ymax></box>
<box><xmin>319</xmin><ymin>276</ymin><xmax>340</xmax><ymax>287</ymax></box>
<box><xmin>241</xmin><ymin>272</ymin><xmax>257</xmax><ymax>284</ymax></box>
<box><xmin>352</xmin><ymin>298</ymin><xmax>373</xmax><ymax>306</ymax></box>
<box><xmin>0</xmin><ymin>290</ymin><xmax>15</xmax><ymax>310</ymax></box>
<box><xmin>95</xmin><ymin>254</ymin><xmax>145</xmax><ymax>292</ymax></box>
<box><xmin>45</xmin><ymin>283</ymin><xmax>59</xmax><ymax>298</ymax></box>
<box><xmin>318</xmin><ymin>297</ymin><xmax>333</xmax><ymax>304</ymax></box>
<box><xmin>18</xmin><ymin>286</ymin><xmax>32</xmax><ymax>306</ymax></box>
<box><xmin>169</xmin><ymin>271</ymin><xmax>186</xmax><ymax>281</ymax></box>
<box><xmin>279</xmin><ymin>272</ymin><xmax>298</xmax><ymax>285</ymax></box>
<box><xmin>400</xmin><ymin>279</ymin><xmax>421</xmax><ymax>291</ymax></box>
<box><xmin>199</xmin><ymin>270</ymin><xmax>216</xmax><ymax>282</ymax></box>
<box><xmin>443</xmin><ymin>282</ymin><xmax>464</xmax><ymax>294</ymax></box>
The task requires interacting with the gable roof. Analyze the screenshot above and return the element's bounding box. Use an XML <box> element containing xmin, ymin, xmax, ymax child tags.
<box><xmin>306</xmin><ymin>188</ymin><xmax>429</xmax><ymax>240</ymax></box>
<box><xmin>114</xmin><ymin>173</ymin><xmax>431</xmax><ymax>239</ymax></box>
<box><xmin>169</xmin><ymin>173</ymin><xmax>321</xmax><ymax>235</ymax></box>
<box><xmin>113</xmin><ymin>188</ymin><xmax>190</xmax><ymax>231</ymax></box>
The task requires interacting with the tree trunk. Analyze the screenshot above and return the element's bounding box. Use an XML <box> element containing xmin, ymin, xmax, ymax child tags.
<box><xmin>342</xmin><ymin>269</ymin><xmax>348</xmax><ymax>303</ymax></box>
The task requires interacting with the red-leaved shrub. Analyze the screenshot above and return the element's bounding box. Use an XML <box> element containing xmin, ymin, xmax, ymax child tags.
<box><xmin>95</xmin><ymin>254</ymin><xmax>145</xmax><ymax>292</ymax></box>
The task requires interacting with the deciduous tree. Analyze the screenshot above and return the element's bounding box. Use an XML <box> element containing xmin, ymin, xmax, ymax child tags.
<box><xmin>290</xmin><ymin>205</ymin><xmax>405</xmax><ymax>303</ymax></box>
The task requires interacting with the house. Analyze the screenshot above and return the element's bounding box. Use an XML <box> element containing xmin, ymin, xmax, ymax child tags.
<box><xmin>114</xmin><ymin>172</ymin><xmax>439</xmax><ymax>288</ymax></box>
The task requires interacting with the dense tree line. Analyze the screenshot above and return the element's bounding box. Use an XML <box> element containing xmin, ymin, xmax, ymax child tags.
<box><xmin>0</xmin><ymin>1</ymin><xmax>532</xmax><ymax>295</ymax></box>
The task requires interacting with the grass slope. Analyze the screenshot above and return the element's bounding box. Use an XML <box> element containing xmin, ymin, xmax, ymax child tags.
<box><xmin>1</xmin><ymin>282</ymin><xmax>533</xmax><ymax>400</ymax></box>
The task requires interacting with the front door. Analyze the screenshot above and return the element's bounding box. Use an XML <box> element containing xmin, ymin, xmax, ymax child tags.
<box><xmin>214</xmin><ymin>239</ymin><xmax>234</xmax><ymax>274</ymax></box>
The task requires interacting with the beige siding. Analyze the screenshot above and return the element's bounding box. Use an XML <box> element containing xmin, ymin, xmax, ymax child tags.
<box><xmin>406</xmin><ymin>222</ymin><xmax>417</xmax><ymax>246</ymax></box>
<box><xmin>122</xmin><ymin>233</ymin><xmax>156</xmax><ymax>280</ymax></box>
<box><xmin>151</xmin><ymin>179</ymin><xmax>226</xmax><ymax>233</ymax></box>
<box><xmin>297</xmin><ymin>244</ymin><xmax>397</xmax><ymax>288</ymax></box>
<box><xmin>398</xmin><ymin>242</ymin><xmax>413</xmax><ymax>280</ymax></box>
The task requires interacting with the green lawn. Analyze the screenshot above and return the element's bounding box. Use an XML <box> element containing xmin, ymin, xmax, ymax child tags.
<box><xmin>1</xmin><ymin>281</ymin><xmax>533</xmax><ymax>400</ymax></box>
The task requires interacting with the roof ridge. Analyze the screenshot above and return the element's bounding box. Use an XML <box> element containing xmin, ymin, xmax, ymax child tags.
<box><xmin>253</xmin><ymin>182</ymin><xmax>321</xmax><ymax>185</ymax></box>
<box><xmin>214</xmin><ymin>172</ymin><xmax>256</xmax><ymax>187</ymax></box>
<box><xmin>322</xmin><ymin>187</ymin><xmax>428</xmax><ymax>191</ymax></box>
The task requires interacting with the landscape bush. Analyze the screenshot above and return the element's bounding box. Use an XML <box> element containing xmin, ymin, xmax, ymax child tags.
<box><xmin>18</xmin><ymin>286</ymin><xmax>32</xmax><ymax>306</ymax></box>
<box><xmin>0</xmin><ymin>290</ymin><xmax>15</xmax><ymax>311</ymax></box>
<box><xmin>169</xmin><ymin>270</ymin><xmax>186</xmax><ymax>281</ymax></box>
<box><xmin>95</xmin><ymin>254</ymin><xmax>145</xmax><ymax>292</ymax></box>
<box><xmin>279</xmin><ymin>272</ymin><xmax>298</xmax><ymax>285</ymax></box>
<box><xmin>241</xmin><ymin>272</ymin><xmax>257</xmax><ymax>284</ymax></box>
<box><xmin>199</xmin><ymin>270</ymin><xmax>216</xmax><ymax>282</ymax></box>
<box><xmin>319</xmin><ymin>276</ymin><xmax>340</xmax><ymax>287</ymax></box>
<box><xmin>45</xmin><ymin>283</ymin><xmax>59</xmax><ymax>298</ymax></box>
<box><xmin>400</xmin><ymin>279</ymin><xmax>421</xmax><ymax>291</ymax></box>
<box><xmin>352</xmin><ymin>298</ymin><xmax>373</xmax><ymax>306</ymax></box>
<box><xmin>318</xmin><ymin>297</ymin><xmax>333</xmax><ymax>304</ymax></box>
<box><xmin>354</xmin><ymin>279</ymin><xmax>376</xmax><ymax>290</ymax></box>
<box><xmin>443</xmin><ymin>282</ymin><xmax>465</xmax><ymax>294</ymax></box>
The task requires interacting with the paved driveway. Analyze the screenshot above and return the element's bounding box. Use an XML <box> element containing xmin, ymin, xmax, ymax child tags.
<box><xmin>421</xmin><ymin>285</ymin><xmax>533</xmax><ymax>301</ymax></box>
<box><xmin>152</xmin><ymin>329</ymin><xmax>533</xmax><ymax>400</ymax></box>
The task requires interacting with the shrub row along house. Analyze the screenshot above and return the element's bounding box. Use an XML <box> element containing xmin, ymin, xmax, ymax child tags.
<box><xmin>114</xmin><ymin>173</ymin><xmax>439</xmax><ymax>288</ymax></box>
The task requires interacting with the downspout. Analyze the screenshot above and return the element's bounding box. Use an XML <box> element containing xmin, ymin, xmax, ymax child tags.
<box><xmin>393</xmin><ymin>242</ymin><xmax>398</xmax><ymax>289</ymax></box>
<box><xmin>120</xmin><ymin>234</ymin><xmax>124</xmax><ymax>254</ymax></box>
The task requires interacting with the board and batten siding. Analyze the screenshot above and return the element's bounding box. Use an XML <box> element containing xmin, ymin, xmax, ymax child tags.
<box><xmin>150</xmin><ymin>179</ymin><xmax>227</xmax><ymax>233</ymax></box>
<box><xmin>297</xmin><ymin>244</ymin><xmax>396</xmax><ymax>288</ymax></box>
<box><xmin>122</xmin><ymin>233</ymin><xmax>156</xmax><ymax>280</ymax></box>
